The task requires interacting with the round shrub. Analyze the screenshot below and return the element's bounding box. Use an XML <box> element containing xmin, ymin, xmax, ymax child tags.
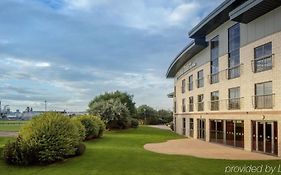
<box><xmin>75</xmin><ymin>115</ymin><xmax>101</xmax><ymax>140</ymax></box>
<box><xmin>130</xmin><ymin>118</ymin><xmax>139</xmax><ymax>128</ymax></box>
<box><xmin>75</xmin><ymin>143</ymin><xmax>86</xmax><ymax>156</ymax></box>
<box><xmin>3</xmin><ymin>136</ymin><xmax>35</xmax><ymax>166</ymax></box>
<box><xmin>92</xmin><ymin>116</ymin><xmax>106</xmax><ymax>137</ymax></box>
<box><xmin>71</xmin><ymin>119</ymin><xmax>86</xmax><ymax>141</ymax></box>
<box><xmin>19</xmin><ymin>112</ymin><xmax>80</xmax><ymax>164</ymax></box>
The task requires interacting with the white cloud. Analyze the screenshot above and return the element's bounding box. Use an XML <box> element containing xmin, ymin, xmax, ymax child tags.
<box><xmin>4</xmin><ymin>57</ymin><xmax>51</xmax><ymax>68</ymax></box>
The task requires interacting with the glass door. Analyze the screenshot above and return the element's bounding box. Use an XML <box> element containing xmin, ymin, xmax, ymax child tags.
<box><xmin>265</xmin><ymin>122</ymin><xmax>272</xmax><ymax>154</ymax></box>
<box><xmin>197</xmin><ymin>119</ymin><xmax>205</xmax><ymax>140</ymax></box>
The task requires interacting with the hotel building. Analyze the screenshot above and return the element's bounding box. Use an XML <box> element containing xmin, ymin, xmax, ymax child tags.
<box><xmin>166</xmin><ymin>0</ymin><xmax>281</xmax><ymax>156</ymax></box>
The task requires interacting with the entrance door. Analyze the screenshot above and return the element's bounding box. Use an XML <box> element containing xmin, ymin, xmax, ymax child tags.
<box><xmin>197</xmin><ymin>119</ymin><xmax>205</xmax><ymax>140</ymax></box>
<box><xmin>252</xmin><ymin>121</ymin><xmax>278</xmax><ymax>155</ymax></box>
<box><xmin>182</xmin><ymin>118</ymin><xmax>186</xmax><ymax>135</ymax></box>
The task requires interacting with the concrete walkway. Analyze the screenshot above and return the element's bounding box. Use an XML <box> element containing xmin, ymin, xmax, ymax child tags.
<box><xmin>144</xmin><ymin>138</ymin><xmax>281</xmax><ymax>160</ymax></box>
<box><xmin>147</xmin><ymin>125</ymin><xmax>171</xmax><ymax>130</ymax></box>
<box><xmin>0</xmin><ymin>131</ymin><xmax>18</xmax><ymax>137</ymax></box>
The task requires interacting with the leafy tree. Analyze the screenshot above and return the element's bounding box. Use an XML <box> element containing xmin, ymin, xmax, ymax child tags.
<box><xmin>88</xmin><ymin>99</ymin><xmax>131</xmax><ymax>129</ymax></box>
<box><xmin>137</xmin><ymin>105</ymin><xmax>158</xmax><ymax>124</ymax></box>
<box><xmin>88</xmin><ymin>91</ymin><xmax>136</xmax><ymax>117</ymax></box>
<box><xmin>157</xmin><ymin>109</ymin><xmax>173</xmax><ymax>124</ymax></box>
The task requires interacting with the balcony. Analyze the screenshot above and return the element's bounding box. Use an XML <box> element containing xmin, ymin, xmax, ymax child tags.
<box><xmin>253</xmin><ymin>94</ymin><xmax>275</xmax><ymax>109</ymax></box>
<box><xmin>210</xmin><ymin>100</ymin><xmax>219</xmax><ymax>111</ymax></box>
<box><xmin>196</xmin><ymin>78</ymin><xmax>204</xmax><ymax>88</ymax></box>
<box><xmin>227</xmin><ymin>64</ymin><xmax>243</xmax><ymax>79</ymax></box>
<box><xmin>228</xmin><ymin>97</ymin><xmax>243</xmax><ymax>110</ymax></box>
<box><xmin>197</xmin><ymin>102</ymin><xmax>204</xmax><ymax>111</ymax></box>
<box><xmin>208</xmin><ymin>72</ymin><xmax>219</xmax><ymax>84</ymax></box>
<box><xmin>189</xmin><ymin>103</ymin><xmax>194</xmax><ymax>112</ymax></box>
<box><xmin>251</xmin><ymin>54</ymin><xmax>273</xmax><ymax>73</ymax></box>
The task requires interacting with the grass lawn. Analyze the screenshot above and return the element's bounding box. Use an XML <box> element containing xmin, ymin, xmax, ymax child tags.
<box><xmin>0</xmin><ymin>121</ymin><xmax>27</xmax><ymax>132</ymax></box>
<box><xmin>0</xmin><ymin>126</ymin><xmax>281</xmax><ymax>175</ymax></box>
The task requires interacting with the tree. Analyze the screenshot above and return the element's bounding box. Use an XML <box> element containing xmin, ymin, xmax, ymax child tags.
<box><xmin>137</xmin><ymin>105</ymin><xmax>158</xmax><ymax>125</ymax></box>
<box><xmin>157</xmin><ymin>109</ymin><xmax>173</xmax><ymax>124</ymax></box>
<box><xmin>89</xmin><ymin>91</ymin><xmax>136</xmax><ymax>117</ymax></box>
<box><xmin>88</xmin><ymin>99</ymin><xmax>131</xmax><ymax>129</ymax></box>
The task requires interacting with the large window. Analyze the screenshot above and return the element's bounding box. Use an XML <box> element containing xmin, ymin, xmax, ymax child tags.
<box><xmin>188</xmin><ymin>75</ymin><xmax>193</xmax><ymax>91</ymax></box>
<box><xmin>210</xmin><ymin>36</ymin><xmax>219</xmax><ymax>84</ymax></box>
<box><xmin>189</xmin><ymin>96</ymin><xmax>194</xmax><ymax>112</ymax></box>
<box><xmin>253</xmin><ymin>42</ymin><xmax>272</xmax><ymax>73</ymax></box>
<box><xmin>228</xmin><ymin>87</ymin><xmax>240</xmax><ymax>110</ymax></box>
<box><xmin>189</xmin><ymin>118</ymin><xmax>194</xmax><ymax>137</ymax></box>
<box><xmin>181</xmin><ymin>79</ymin><xmax>186</xmax><ymax>93</ymax></box>
<box><xmin>210</xmin><ymin>120</ymin><xmax>224</xmax><ymax>144</ymax></box>
<box><xmin>174</xmin><ymin>101</ymin><xmax>176</xmax><ymax>113</ymax></box>
<box><xmin>228</xmin><ymin>23</ymin><xmax>240</xmax><ymax>79</ymax></box>
<box><xmin>182</xmin><ymin>98</ymin><xmax>186</xmax><ymax>112</ymax></box>
<box><xmin>211</xmin><ymin>91</ymin><xmax>219</xmax><ymax>111</ymax></box>
<box><xmin>226</xmin><ymin>120</ymin><xmax>244</xmax><ymax>148</ymax></box>
<box><xmin>254</xmin><ymin>81</ymin><xmax>273</xmax><ymax>109</ymax></box>
<box><xmin>197</xmin><ymin>70</ymin><xmax>204</xmax><ymax>88</ymax></box>
<box><xmin>197</xmin><ymin>94</ymin><xmax>204</xmax><ymax>111</ymax></box>
<box><xmin>174</xmin><ymin>86</ymin><xmax>176</xmax><ymax>97</ymax></box>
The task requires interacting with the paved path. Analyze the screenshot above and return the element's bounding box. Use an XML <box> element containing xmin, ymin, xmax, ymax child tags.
<box><xmin>0</xmin><ymin>131</ymin><xmax>18</xmax><ymax>137</ymax></box>
<box><xmin>147</xmin><ymin>125</ymin><xmax>171</xmax><ymax>130</ymax></box>
<box><xmin>144</xmin><ymin>138</ymin><xmax>280</xmax><ymax>160</ymax></box>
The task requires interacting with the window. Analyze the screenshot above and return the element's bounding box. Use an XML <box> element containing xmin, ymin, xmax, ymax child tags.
<box><xmin>197</xmin><ymin>70</ymin><xmax>204</xmax><ymax>88</ymax></box>
<box><xmin>189</xmin><ymin>96</ymin><xmax>194</xmax><ymax>112</ymax></box>
<box><xmin>198</xmin><ymin>94</ymin><xmax>204</xmax><ymax>111</ymax></box>
<box><xmin>181</xmin><ymin>79</ymin><xmax>186</xmax><ymax>93</ymax></box>
<box><xmin>210</xmin><ymin>36</ymin><xmax>219</xmax><ymax>84</ymax></box>
<box><xmin>188</xmin><ymin>75</ymin><xmax>193</xmax><ymax>91</ymax></box>
<box><xmin>228</xmin><ymin>23</ymin><xmax>240</xmax><ymax>79</ymax></box>
<box><xmin>174</xmin><ymin>86</ymin><xmax>176</xmax><ymax>97</ymax></box>
<box><xmin>253</xmin><ymin>42</ymin><xmax>272</xmax><ymax>73</ymax></box>
<box><xmin>211</xmin><ymin>91</ymin><xmax>219</xmax><ymax>111</ymax></box>
<box><xmin>182</xmin><ymin>98</ymin><xmax>186</xmax><ymax>112</ymax></box>
<box><xmin>189</xmin><ymin>118</ymin><xmax>194</xmax><ymax>137</ymax></box>
<box><xmin>228</xmin><ymin>87</ymin><xmax>240</xmax><ymax>110</ymax></box>
<box><xmin>255</xmin><ymin>81</ymin><xmax>273</xmax><ymax>109</ymax></box>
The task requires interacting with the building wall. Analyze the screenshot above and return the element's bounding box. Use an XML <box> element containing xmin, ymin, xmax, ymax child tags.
<box><xmin>172</xmin><ymin>6</ymin><xmax>281</xmax><ymax>156</ymax></box>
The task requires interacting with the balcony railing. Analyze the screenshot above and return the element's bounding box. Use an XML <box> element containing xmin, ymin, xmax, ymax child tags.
<box><xmin>210</xmin><ymin>100</ymin><xmax>219</xmax><ymax>111</ymax></box>
<box><xmin>227</xmin><ymin>97</ymin><xmax>243</xmax><ymax>110</ymax></box>
<box><xmin>189</xmin><ymin>103</ymin><xmax>194</xmax><ymax>112</ymax></box>
<box><xmin>196</xmin><ymin>78</ymin><xmax>204</xmax><ymax>88</ymax></box>
<box><xmin>182</xmin><ymin>105</ymin><xmax>186</xmax><ymax>112</ymax></box>
<box><xmin>227</xmin><ymin>64</ymin><xmax>243</xmax><ymax>79</ymax></box>
<box><xmin>197</xmin><ymin>102</ymin><xmax>204</xmax><ymax>111</ymax></box>
<box><xmin>253</xmin><ymin>94</ymin><xmax>275</xmax><ymax>109</ymax></box>
<box><xmin>188</xmin><ymin>82</ymin><xmax>193</xmax><ymax>91</ymax></box>
<box><xmin>208</xmin><ymin>72</ymin><xmax>219</xmax><ymax>84</ymax></box>
<box><xmin>251</xmin><ymin>54</ymin><xmax>273</xmax><ymax>73</ymax></box>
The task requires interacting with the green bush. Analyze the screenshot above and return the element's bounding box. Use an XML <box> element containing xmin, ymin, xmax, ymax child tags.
<box><xmin>3</xmin><ymin>137</ymin><xmax>34</xmax><ymax>166</ymax></box>
<box><xmin>71</xmin><ymin>119</ymin><xmax>86</xmax><ymax>141</ymax></box>
<box><xmin>75</xmin><ymin>115</ymin><xmax>105</xmax><ymax>139</ymax></box>
<box><xmin>75</xmin><ymin>143</ymin><xmax>86</xmax><ymax>156</ymax></box>
<box><xmin>130</xmin><ymin>118</ymin><xmax>139</xmax><ymax>128</ymax></box>
<box><xmin>19</xmin><ymin>112</ymin><xmax>81</xmax><ymax>164</ymax></box>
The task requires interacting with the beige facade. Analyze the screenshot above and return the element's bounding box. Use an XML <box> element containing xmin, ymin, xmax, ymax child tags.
<box><xmin>169</xmin><ymin>3</ymin><xmax>281</xmax><ymax>157</ymax></box>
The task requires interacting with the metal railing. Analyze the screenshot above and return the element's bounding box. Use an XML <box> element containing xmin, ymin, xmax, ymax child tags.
<box><xmin>188</xmin><ymin>81</ymin><xmax>193</xmax><ymax>91</ymax></box>
<box><xmin>208</xmin><ymin>72</ymin><xmax>219</xmax><ymax>84</ymax></box>
<box><xmin>196</xmin><ymin>78</ymin><xmax>204</xmax><ymax>88</ymax></box>
<box><xmin>210</xmin><ymin>100</ymin><xmax>219</xmax><ymax>111</ymax></box>
<box><xmin>251</xmin><ymin>54</ymin><xmax>273</xmax><ymax>73</ymax></box>
<box><xmin>227</xmin><ymin>64</ymin><xmax>243</xmax><ymax>79</ymax></box>
<box><xmin>253</xmin><ymin>94</ymin><xmax>275</xmax><ymax>109</ymax></box>
<box><xmin>227</xmin><ymin>97</ymin><xmax>243</xmax><ymax>110</ymax></box>
<box><xmin>197</xmin><ymin>102</ymin><xmax>204</xmax><ymax>111</ymax></box>
<box><xmin>189</xmin><ymin>103</ymin><xmax>194</xmax><ymax>112</ymax></box>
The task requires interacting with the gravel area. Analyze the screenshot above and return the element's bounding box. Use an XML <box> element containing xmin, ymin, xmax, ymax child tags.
<box><xmin>144</xmin><ymin>138</ymin><xmax>280</xmax><ymax>160</ymax></box>
<box><xmin>0</xmin><ymin>131</ymin><xmax>18</xmax><ymax>137</ymax></box>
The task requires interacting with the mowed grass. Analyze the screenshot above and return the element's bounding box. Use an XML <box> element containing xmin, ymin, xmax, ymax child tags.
<box><xmin>0</xmin><ymin>121</ymin><xmax>27</xmax><ymax>132</ymax></box>
<box><xmin>0</xmin><ymin>126</ymin><xmax>281</xmax><ymax>175</ymax></box>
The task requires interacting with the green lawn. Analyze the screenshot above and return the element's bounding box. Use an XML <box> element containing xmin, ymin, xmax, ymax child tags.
<box><xmin>0</xmin><ymin>121</ymin><xmax>27</xmax><ymax>132</ymax></box>
<box><xmin>0</xmin><ymin>126</ymin><xmax>281</xmax><ymax>175</ymax></box>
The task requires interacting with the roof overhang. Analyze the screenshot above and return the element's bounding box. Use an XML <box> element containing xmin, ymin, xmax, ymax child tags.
<box><xmin>188</xmin><ymin>0</ymin><xmax>245</xmax><ymax>38</ymax></box>
<box><xmin>230</xmin><ymin>0</ymin><xmax>281</xmax><ymax>23</ymax></box>
<box><xmin>166</xmin><ymin>39</ymin><xmax>208</xmax><ymax>78</ymax></box>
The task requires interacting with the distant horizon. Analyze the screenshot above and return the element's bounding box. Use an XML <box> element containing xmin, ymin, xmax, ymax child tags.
<box><xmin>0</xmin><ymin>0</ymin><xmax>224</xmax><ymax>111</ymax></box>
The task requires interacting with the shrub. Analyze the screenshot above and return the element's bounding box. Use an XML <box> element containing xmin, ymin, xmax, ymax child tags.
<box><xmin>75</xmin><ymin>143</ymin><xmax>86</xmax><ymax>156</ymax></box>
<box><xmin>71</xmin><ymin>119</ymin><xmax>86</xmax><ymax>141</ymax></box>
<box><xmin>170</xmin><ymin>122</ymin><xmax>174</xmax><ymax>131</ymax></box>
<box><xmin>3</xmin><ymin>137</ymin><xmax>34</xmax><ymax>166</ymax></box>
<box><xmin>130</xmin><ymin>118</ymin><xmax>139</xmax><ymax>128</ymax></box>
<box><xmin>19</xmin><ymin>112</ymin><xmax>80</xmax><ymax>164</ymax></box>
<box><xmin>75</xmin><ymin>115</ymin><xmax>105</xmax><ymax>139</ymax></box>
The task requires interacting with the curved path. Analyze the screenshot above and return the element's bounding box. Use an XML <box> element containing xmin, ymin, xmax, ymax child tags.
<box><xmin>0</xmin><ymin>131</ymin><xmax>18</xmax><ymax>137</ymax></box>
<box><xmin>144</xmin><ymin>138</ymin><xmax>280</xmax><ymax>160</ymax></box>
